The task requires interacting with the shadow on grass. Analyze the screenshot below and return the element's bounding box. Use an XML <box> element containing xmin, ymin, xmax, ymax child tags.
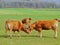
<box><xmin>21</xmin><ymin>35</ymin><xmax>58</xmax><ymax>39</ymax></box>
<box><xmin>0</xmin><ymin>35</ymin><xmax>38</xmax><ymax>38</ymax></box>
<box><xmin>0</xmin><ymin>35</ymin><xmax>57</xmax><ymax>39</ymax></box>
<box><xmin>21</xmin><ymin>35</ymin><xmax>39</xmax><ymax>37</ymax></box>
<box><xmin>21</xmin><ymin>35</ymin><xmax>53</xmax><ymax>38</ymax></box>
<box><xmin>0</xmin><ymin>35</ymin><xmax>10</xmax><ymax>38</ymax></box>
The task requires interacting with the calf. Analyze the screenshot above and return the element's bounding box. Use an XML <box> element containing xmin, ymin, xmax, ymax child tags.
<box><xmin>5</xmin><ymin>18</ymin><xmax>31</xmax><ymax>38</ymax></box>
<box><xmin>29</xmin><ymin>19</ymin><xmax>60</xmax><ymax>38</ymax></box>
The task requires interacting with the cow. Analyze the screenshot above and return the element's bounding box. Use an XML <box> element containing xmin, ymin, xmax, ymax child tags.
<box><xmin>29</xmin><ymin>18</ymin><xmax>60</xmax><ymax>38</ymax></box>
<box><xmin>5</xmin><ymin>18</ymin><xmax>31</xmax><ymax>38</ymax></box>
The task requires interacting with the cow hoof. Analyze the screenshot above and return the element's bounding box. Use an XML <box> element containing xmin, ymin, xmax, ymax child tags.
<box><xmin>38</xmin><ymin>36</ymin><xmax>42</xmax><ymax>38</ymax></box>
<box><xmin>10</xmin><ymin>37</ymin><xmax>12</xmax><ymax>39</ymax></box>
<box><xmin>5</xmin><ymin>36</ymin><xmax>7</xmax><ymax>38</ymax></box>
<box><xmin>39</xmin><ymin>37</ymin><xmax>42</xmax><ymax>38</ymax></box>
<box><xmin>5</xmin><ymin>35</ymin><xmax>8</xmax><ymax>38</ymax></box>
<box><xmin>18</xmin><ymin>36</ymin><xmax>20</xmax><ymax>37</ymax></box>
<box><xmin>10</xmin><ymin>36</ymin><xmax>12</xmax><ymax>39</ymax></box>
<box><xmin>54</xmin><ymin>37</ymin><xmax>57</xmax><ymax>39</ymax></box>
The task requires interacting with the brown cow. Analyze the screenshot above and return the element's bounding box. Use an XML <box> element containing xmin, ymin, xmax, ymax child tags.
<box><xmin>29</xmin><ymin>18</ymin><xmax>60</xmax><ymax>38</ymax></box>
<box><xmin>5</xmin><ymin>18</ymin><xmax>31</xmax><ymax>38</ymax></box>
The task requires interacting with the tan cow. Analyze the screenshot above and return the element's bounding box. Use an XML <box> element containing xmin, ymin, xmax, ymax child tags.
<box><xmin>5</xmin><ymin>18</ymin><xmax>31</xmax><ymax>38</ymax></box>
<box><xmin>29</xmin><ymin>18</ymin><xmax>60</xmax><ymax>38</ymax></box>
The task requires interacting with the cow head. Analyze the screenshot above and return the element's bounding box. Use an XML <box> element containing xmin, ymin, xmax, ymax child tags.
<box><xmin>29</xmin><ymin>22</ymin><xmax>36</xmax><ymax>32</ymax></box>
<box><xmin>22</xmin><ymin>18</ymin><xmax>32</xmax><ymax>24</ymax></box>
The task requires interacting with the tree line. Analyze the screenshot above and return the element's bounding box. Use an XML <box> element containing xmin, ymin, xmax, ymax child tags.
<box><xmin>0</xmin><ymin>1</ymin><xmax>60</xmax><ymax>8</ymax></box>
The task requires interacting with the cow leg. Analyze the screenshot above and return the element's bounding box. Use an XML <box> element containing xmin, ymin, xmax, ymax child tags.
<box><xmin>37</xmin><ymin>28</ymin><xmax>42</xmax><ymax>38</ymax></box>
<box><xmin>17</xmin><ymin>30</ymin><xmax>21</xmax><ymax>37</ymax></box>
<box><xmin>10</xmin><ymin>29</ymin><xmax>13</xmax><ymax>38</ymax></box>
<box><xmin>54</xmin><ymin>29</ymin><xmax>57</xmax><ymax>38</ymax></box>
<box><xmin>5</xmin><ymin>24</ymin><xmax>9</xmax><ymax>37</ymax></box>
<box><xmin>52</xmin><ymin>26</ymin><xmax>58</xmax><ymax>38</ymax></box>
<box><xmin>12</xmin><ymin>31</ymin><xmax>15</xmax><ymax>37</ymax></box>
<box><xmin>18</xmin><ymin>32</ymin><xmax>20</xmax><ymax>37</ymax></box>
<box><xmin>5</xmin><ymin>28</ymin><xmax>8</xmax><ymax>38</ymax></box>
<box><xmin>38</xmin><ymin>31</ymin><xmax>42</xmax><ymax>38</ymax></box>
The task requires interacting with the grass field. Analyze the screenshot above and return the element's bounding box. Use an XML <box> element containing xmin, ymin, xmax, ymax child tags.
<box><xmin>0</xmin><ymin>8</ymin><xmax>60</xmax><ymax>45</ymax></box>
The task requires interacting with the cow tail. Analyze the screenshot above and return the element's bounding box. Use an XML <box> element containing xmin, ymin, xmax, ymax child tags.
<box><xmin>5</xmin><ymin>21</ymin><xmax>8</xmax><ymax>33</ymax></box>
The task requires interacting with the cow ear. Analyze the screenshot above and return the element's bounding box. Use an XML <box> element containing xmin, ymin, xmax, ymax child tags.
<box><xmin>54</xmin><ymin>18</ymin><xmax>58</xmax><ymax>20</ymax></box>
<box><xmin>29</xmin><ymin>18</ymin><xmax>31</xmax><ymax>20</ymax></box>
<box><xmin>54</xmin><ymin>18</ymin><xmax>60</xmax><ymax>22</ymax></box>
<box><xmin>22</xmin><ymin>19</ymin><xmax>26</xmax><ymax>24</ymax></box>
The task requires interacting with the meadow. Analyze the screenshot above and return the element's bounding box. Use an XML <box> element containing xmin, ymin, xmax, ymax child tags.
<box><xmin>0</xmin><ymin>8</ymin><xmax>60</xmax><ymax>45</ymax></box>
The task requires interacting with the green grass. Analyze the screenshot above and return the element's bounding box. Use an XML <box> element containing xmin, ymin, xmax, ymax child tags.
<box><xmin>0</xmin><ymin>8</ymin><xmax>60</xmax><ymax>45</ymax></box>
